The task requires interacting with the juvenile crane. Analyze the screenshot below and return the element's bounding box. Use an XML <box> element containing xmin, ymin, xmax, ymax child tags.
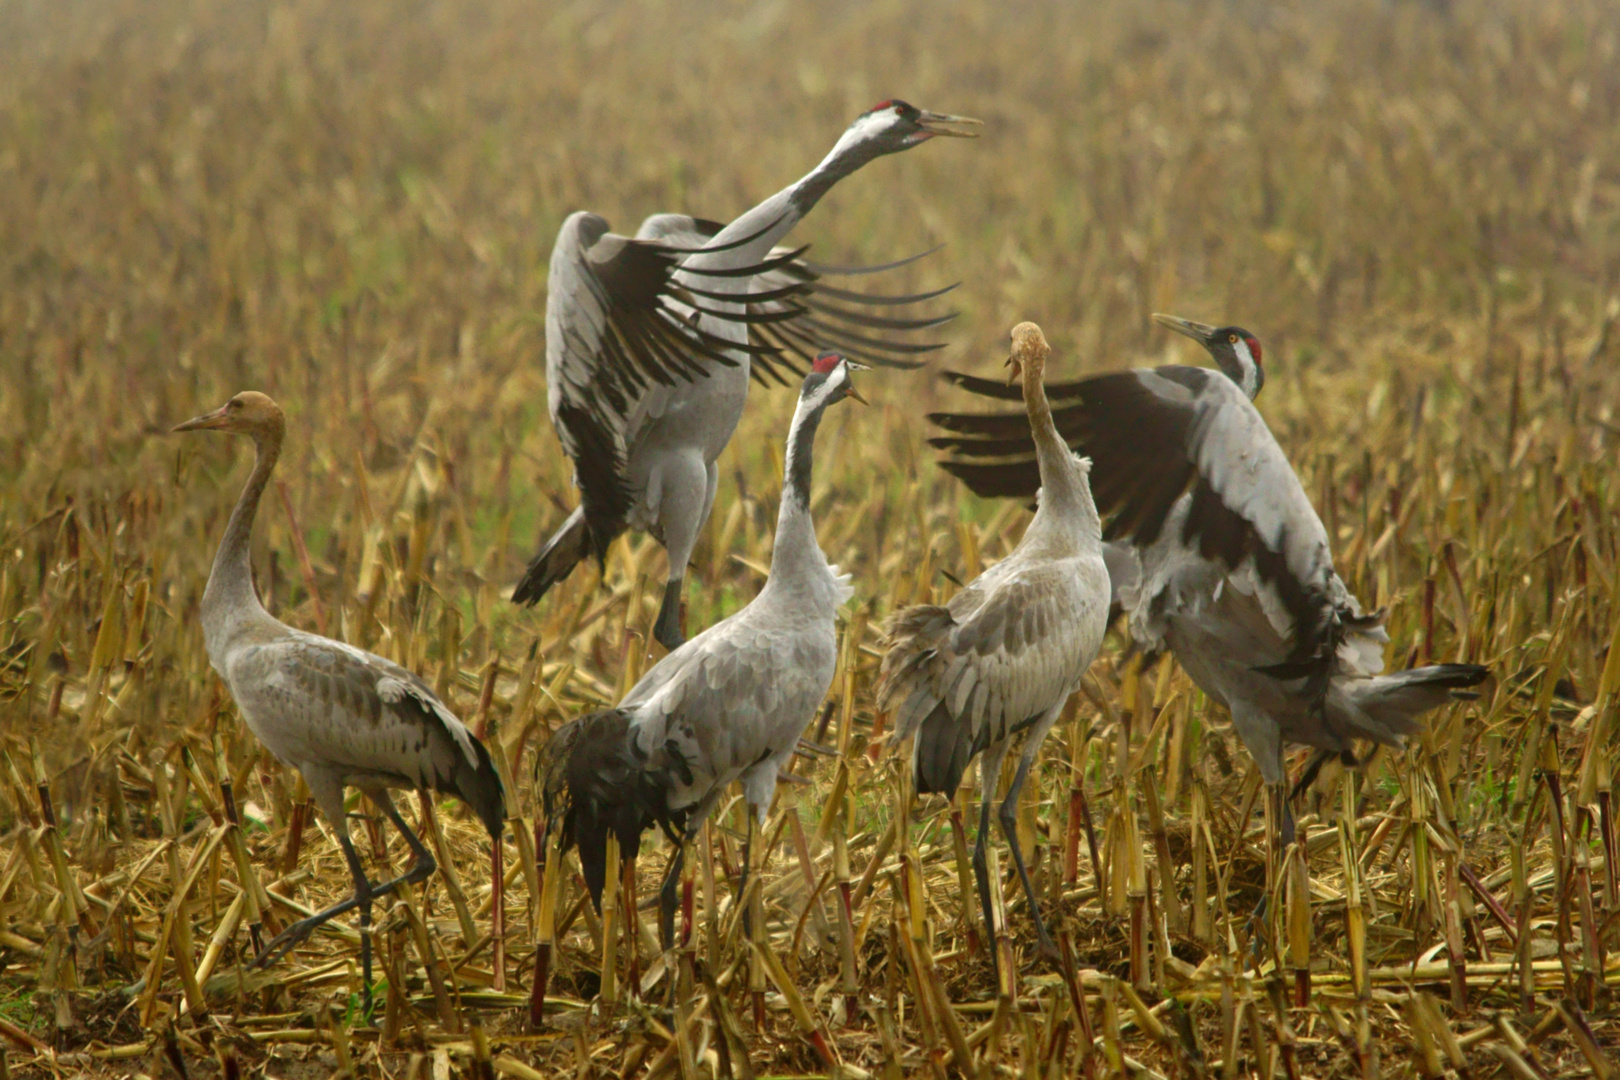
<box><xmin>537</xmin><ymin>352</ymin><xmax>865</xmax><ymax>964</ymax></box>
<box><xmin>515</xmin><ymin>100</ymin><xmax>978</xmax><ymax>650</ymax></box>
<box><xmin>173</xmin><ymin>392</ymin><xmax>504</xmax><ymax>1003</ymax></box>
<box><xmin>878</xmin><ymin>323</ymin><xmax>1110</xmax><ymax>965</ymax></box>
<box><xmin>928</xmin><ymin>315</ymin><xmax>1488</xmax><ymax>847</ymax></box>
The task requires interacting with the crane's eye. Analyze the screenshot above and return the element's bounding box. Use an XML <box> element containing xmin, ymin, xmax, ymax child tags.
<box><xmin>1228</xmin><ymin>333</ymin><xmax>1239</xmax><ymax>344</ymax></box>
<box><xmin>228</xmin><ymin>399</ymin><xmax>243</xmax><ymax>410</ymax></box>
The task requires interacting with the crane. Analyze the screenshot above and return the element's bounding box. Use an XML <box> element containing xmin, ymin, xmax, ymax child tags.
<box><xmin>535</xmin><ymin>351</ymin><xmax>865</xmax><ymax>967</ymax></box>
<box><xmin>877</xmin><ymin>322</ymin><xmax>1110</xmax><ymax>967</ymax></box>
<box><xmin>514</xmin><ymin>100</ymin><xmax>978</xmax><ymax>650</ymax></box>
<box><xmin>172</xmin><ymin>391</ymin><xmax>505</xmax><ymax>1006</ymax></box>
<box><xmin>926</xmin><ymin>314</ymin><xmax>1488</xmax><ymax>851</ymax></box>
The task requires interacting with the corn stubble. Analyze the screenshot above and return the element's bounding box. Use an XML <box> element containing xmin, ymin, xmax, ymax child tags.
<box><xmin>1</xmin><ymin>0</ymin><xmax>1619</xmax><ymax>1076</ymax></box>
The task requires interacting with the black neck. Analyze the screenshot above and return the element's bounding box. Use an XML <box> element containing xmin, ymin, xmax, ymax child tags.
<box><xmin>783</xmin><ymin>401</ymin><xmax>825</xmax><ymax>507</ymax></box>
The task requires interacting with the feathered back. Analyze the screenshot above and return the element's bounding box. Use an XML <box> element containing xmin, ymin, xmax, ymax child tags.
<box><xmin>537</xmin><ymin>708</ymin><xmax>692</xmax><ymax>910</ymax></box>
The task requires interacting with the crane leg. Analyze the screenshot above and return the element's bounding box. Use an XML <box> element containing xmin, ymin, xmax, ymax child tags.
<box><xmin>971</xmin><ymin>740</ymin><xmax>1013</xmax><ymax>984</ymax></box>
<box><xmin>649</xmin><ymin>453</ymin><xmax>712</xmax><ymax>651</ymax></box>
<box><xmin>1246</xmin><ymin>781</ymin><xmax>1293</xmax><ymax>971</ymax></box>
<box><xmin>658</xmin><ymin>844</ymin><xmax>685</xmax><ymax>952</ymax></box>
<box><xmin>971</xmin><ymin>789</ymin><xmax>998</xmax><ymax>985</ymax></box>
<box><xmin>998</xmin><ymin>740</ymin><xmax>1060</xmax><ymax>962</ymax></box>
<box><xmin>255</xmin><ymin>788</ymin><xmax>438</xmax><ymax>1003</ymax></box>
<box><xmin>653</xmin><ymin>579</ymin><xmax>686</xmax><ymax>652</ymax></box>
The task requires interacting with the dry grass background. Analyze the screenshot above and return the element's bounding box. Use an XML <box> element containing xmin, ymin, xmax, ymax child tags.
<box><xmin>2</xmin><ymin>0</ymin><xmax>1620</xmax><ymax>1076</ymax></box>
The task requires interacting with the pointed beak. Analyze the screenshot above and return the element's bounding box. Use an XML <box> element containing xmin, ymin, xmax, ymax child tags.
<box><xmin>1003</xmin><ymin>352</ymin><xmax>1022</xmax><ymax>386</ymax></box>
<box><xmin>916</xmin><ymin>110</ymin><xmax>982</xmax><ymax>139</ymax></box>
<box><xmin>1152</xmin><ymin>313</ymin><xmax>1216</xmax><ymax>343</ymax></box>
<box><xmin>842</xmin><ymin>361</ymin><xmax>871</xmax><ymax>405</ymax></box>
<box><xmin>172</xmin><ymin>404</ymin><xmax>231</xmax><ymax>433</ymax></box>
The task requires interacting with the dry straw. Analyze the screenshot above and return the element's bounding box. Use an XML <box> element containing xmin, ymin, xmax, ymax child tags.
<box><xmin>2</xmin><ymin>0</ymin><xmax>1619</xmax><ymax>1076</ymax></box>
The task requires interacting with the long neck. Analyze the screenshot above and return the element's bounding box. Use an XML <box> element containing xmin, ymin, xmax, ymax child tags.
<box><xmin>676</xmin><ymin>138</ymin><xmax>881</xmax><ymax>295</ymax></box>
<box><xmin>763</xmin><ymin>398</ymin><xmax>833</xmax><ymax>590</ymax></box>
<box><xmin>1024</xmin><ymin>362</ymin><xmax>1101</xmax><ymax>546</ymax></box>
<box><xmin>202</xmin><ymin>433</ymin><xmax>281</xmax><ymax>625</ymax></box>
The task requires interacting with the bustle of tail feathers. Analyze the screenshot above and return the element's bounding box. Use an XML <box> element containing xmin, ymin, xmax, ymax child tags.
<box><xmin>447</xmin><ymin>733</ymin><xmax>506</xmax><ymax>841</ymax></box>
<box><xmin>392</xmin><ymin>682</ymin><xmax>506</xmax><ymax>840</ymax></box>
<box><xmin>512</xmin><ymin>507</ymin><xmax>588</xmax><ymax>606</ymax></box>
<box><xmin>877</xmin><ymin>604</ymin><xmax>975</xmax><ymax>794</ymax></box>
<box><xmin>1364</xmin><ymin>663</ymin><xmax>1490</xmax><ymax>703</ymax></box>
<box><xmin>912</xmin><ymin>699</ymin><xmax>978</xmax><ymax>796</ymax></box>
<box><xmin>538</xmin><ymin>709</ymin><xmax>691</xmax><ymax>910</ymax></box>
<box><xmin>1297</xmin><ymin>664</ymin><xmax>1488</xmax><ymax>799</ymax></box>
<box><xmin>875</xmin><ymin>604</ymin><xmax>956</xmax><ymax>717</ymax></box>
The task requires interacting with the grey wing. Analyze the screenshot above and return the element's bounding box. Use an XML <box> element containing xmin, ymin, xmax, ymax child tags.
<box><xmin>635</xmin><ymin>214</ymin><xmax>956</xmax><ymax>388</ymax></box>
<box><xmin>229</xmin><ymin>634</ymin><xmax>482</xmax><ymax>789</ymax></box>
<box><xmin>883</xmin><ymin>559</ymin><xmax>1105</xmax><ymax>749</ymax></box>
<box><xmin>545</xmin><ymin>211</ymin><xmax>755</xmax><ymax>452</ymax></box>
<box><xmin>625</xmin><ymin>625</ymin><xmax>836</xmax><ymax>814</ymax></box>
<box><xmin>929</xmin><ymin>366</ymin><xmax>1348</xmax><ymax>678</ymax></box>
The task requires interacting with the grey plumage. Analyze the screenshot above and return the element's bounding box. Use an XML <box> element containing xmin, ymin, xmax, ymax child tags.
<box><xmin>927</xmin><ymin>314</ymin><xmax>1488</xmax><ymax>845</ymax></box>
<box><xmin>516</xmin><ymin>100</ymin><xmax>978</xmax><ymax>650</ymax></box>
<box><xmin>172</xmin><ymin>391</ymin><xmax>504</xmax><ymax>1003</ymax></box>
<box><xmin>538</xmin><ymin>354</ymin><xmax>864</xmax><ymax>953</ymax></box>
<box><xmin>879</xmin><ymin>323</ymin><xmax>1110</xmax><ymax>965</ymax></box>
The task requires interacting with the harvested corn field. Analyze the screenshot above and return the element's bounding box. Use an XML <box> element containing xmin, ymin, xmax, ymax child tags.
<box><xmin>1</xmin><ymin>0</ymin><xmax>1619</xmax><ymax>1077</ymax></box>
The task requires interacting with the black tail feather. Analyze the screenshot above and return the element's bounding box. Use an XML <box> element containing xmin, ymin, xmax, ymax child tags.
<box><xmin>913</xmin><ymin>700</ymin><xmax>978</xmax><ymax>797</ymax></box>
<box><xmin>513</xmin><ymin>507</ymin><xmax>591</xmax><ymax>607</ymax></box>
<box><xmin>449</xmin><ymin>734</ymin><xmax>507</xmax><ymax>842</ymax></box>
<box><xmin>537</xmin><ymin>709</ymin><xmax>688</xmax><ymax>911</ymax></box>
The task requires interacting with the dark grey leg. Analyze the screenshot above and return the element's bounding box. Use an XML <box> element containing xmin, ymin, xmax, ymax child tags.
<box><xmin>971</xmin><ymin>793</ymin><xmax>998</xmax><ymax>984</ymax></box>
<box><xmin>653</xmin><ymin>578</ymin><xmax>686</xmax><ymax>651</ymax></box>
<box><xmin>257</xmin><ymin>794</ymin><xmax>436</xmax><ymax>983</ymax></box>
<box><xmin>658</xmin><ymin>844</ymin><xmax>684</xmax><ymax>951</ymax></box>
<box><xmin>998</xmin><ymin>753</ymin><xmax>1059</xmax><ymax>960</ymax></box>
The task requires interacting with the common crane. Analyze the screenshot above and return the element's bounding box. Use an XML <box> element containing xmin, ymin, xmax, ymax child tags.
<box><xmin>173</xmin><ymin>392</ymin><xmax>505</xmax><ymax>1005</ymax></box>
<box><xmin>514</xmin><ymin>100</ymin><xmax>977</xmax><ymax>649</ymax></box>
<box><xmin>878</xmin><ymin>322</ymin><xmax>1110</xmax><ymax>967</ymax></box>
<box><xmin>927</xmin><ymin>315</ymin><xmax>1488</xmax><ymax>850</ymax></box>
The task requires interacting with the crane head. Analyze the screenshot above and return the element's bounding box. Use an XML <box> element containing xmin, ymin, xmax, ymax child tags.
<box><xmin>805</xmin><ymin>350</ymin><xmax>869</xmax><ymax>408</ymax></box>
<box><xmin>846</xmin><ymin>100</ymin><xmax>982</xmax><ymax>153</ymax></box>
<box><xmin>1152</xmin><ymin>313</ymin><xmax>1265</xmax><ymax>400</ymax></box>
<box><xmin>1004</xmin><ymin>321</ymin><xmax>1050</xmax><ymax>386</ymax></box>
<box><xmin>172</xmin><ymin>391</ymin><xmax>287</xmax><ymax>439</ymax></box>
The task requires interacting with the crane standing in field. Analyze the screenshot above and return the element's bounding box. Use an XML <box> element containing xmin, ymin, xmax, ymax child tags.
<box><xmin>514</xmin><ymin>100</ymin><xmax>978</xmax><ymax>650</ymax></box>
<box><xmin>928</xmin><ymin>315</ymin><xmax>1488</xmax><ymax>849</ymax></box>
<box><xmin>535</xmin><ymin>352</ymin><xmax>866</xmax><ymax>978</ymax></box>
<box><xmin>878</xmin><ymin>323</ymin><xmax>1110</xmax><ymax>967</ymax></box>
<box><xmin>173</xmin><ymin>392</ymin><xmax>505</xmax><ymax>1006</ymax></box>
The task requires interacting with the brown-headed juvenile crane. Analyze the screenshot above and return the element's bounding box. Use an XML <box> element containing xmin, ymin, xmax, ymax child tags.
<box><xmin>878</xmin><ymin>323</ymin><xmax>1110</xmax><ymax>966</ymax></box>
<box><xmin>535</xmin><ymin>352</ymin><xmax>865</xmax><ymax>974</ymax></box>
<box><xmin>173</xmin><ymin>392</ymin><xmax>505</xmax><ymax>1006</ymax></box>
<box><xmin>927</xmin><ymin>315</ymin><xmax>1488</xmax><ymax>851</ymax></box>
<box><xmin>514</xmin><ymin>100</ymin><xmax>978</xmax><ymax>650</ymax></box>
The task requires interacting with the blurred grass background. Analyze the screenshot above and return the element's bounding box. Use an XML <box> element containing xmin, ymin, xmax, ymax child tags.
<box><xmin>2</xmin><ymin>0</ymin><xmax>1620</xmax><ymax>1075</ymax></box>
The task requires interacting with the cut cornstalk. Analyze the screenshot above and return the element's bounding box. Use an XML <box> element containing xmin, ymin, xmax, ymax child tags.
<box><xmin>600</xmin><ymin>832</ymin><xmax>620</xmax><ymax>1007</ymax></box>
<box><xmin>528</xmin><ymin>823</ymin><xmax>562</xmax><ymax>1028</ymax></box>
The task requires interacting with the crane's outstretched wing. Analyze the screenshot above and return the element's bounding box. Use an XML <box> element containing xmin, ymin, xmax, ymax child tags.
<box><xmin>637</xmin><ymin>214</ymin><xmax>957</xmax><ymax>387</ymax></box>
<box><xmin>927</xmin><ymin>366</ymin><xmax>1357</xmax><ymax>699</ymax></box>
<box><xmin>545</xmin><ymin>211</ymin><xmax>803</xmax><ymax>549</ymax></box>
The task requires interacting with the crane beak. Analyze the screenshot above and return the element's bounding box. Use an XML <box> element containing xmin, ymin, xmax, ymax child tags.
<box><xmin>916</xmin><ymin>111</ymin><xmax>982</xmax><ymax>139</ymax></box>
<box><xmin>172</xmin><ymin>404</ymin><xmax>232</xmax><ymax>432</ymax></box>
<box><xmin>840</xmin><ymin>360</ymin><xmax>870</xmax><ymax>405</ymax></box>
<box><xmin>1151</xmin><ymin>313</ymin><xmax>1216</xmax><ymax>343</ymax></box>
<box><xmin>1003</xmin><ymin>352</ymin><xmax>1023</xmax><ymax>386</ymax></box>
